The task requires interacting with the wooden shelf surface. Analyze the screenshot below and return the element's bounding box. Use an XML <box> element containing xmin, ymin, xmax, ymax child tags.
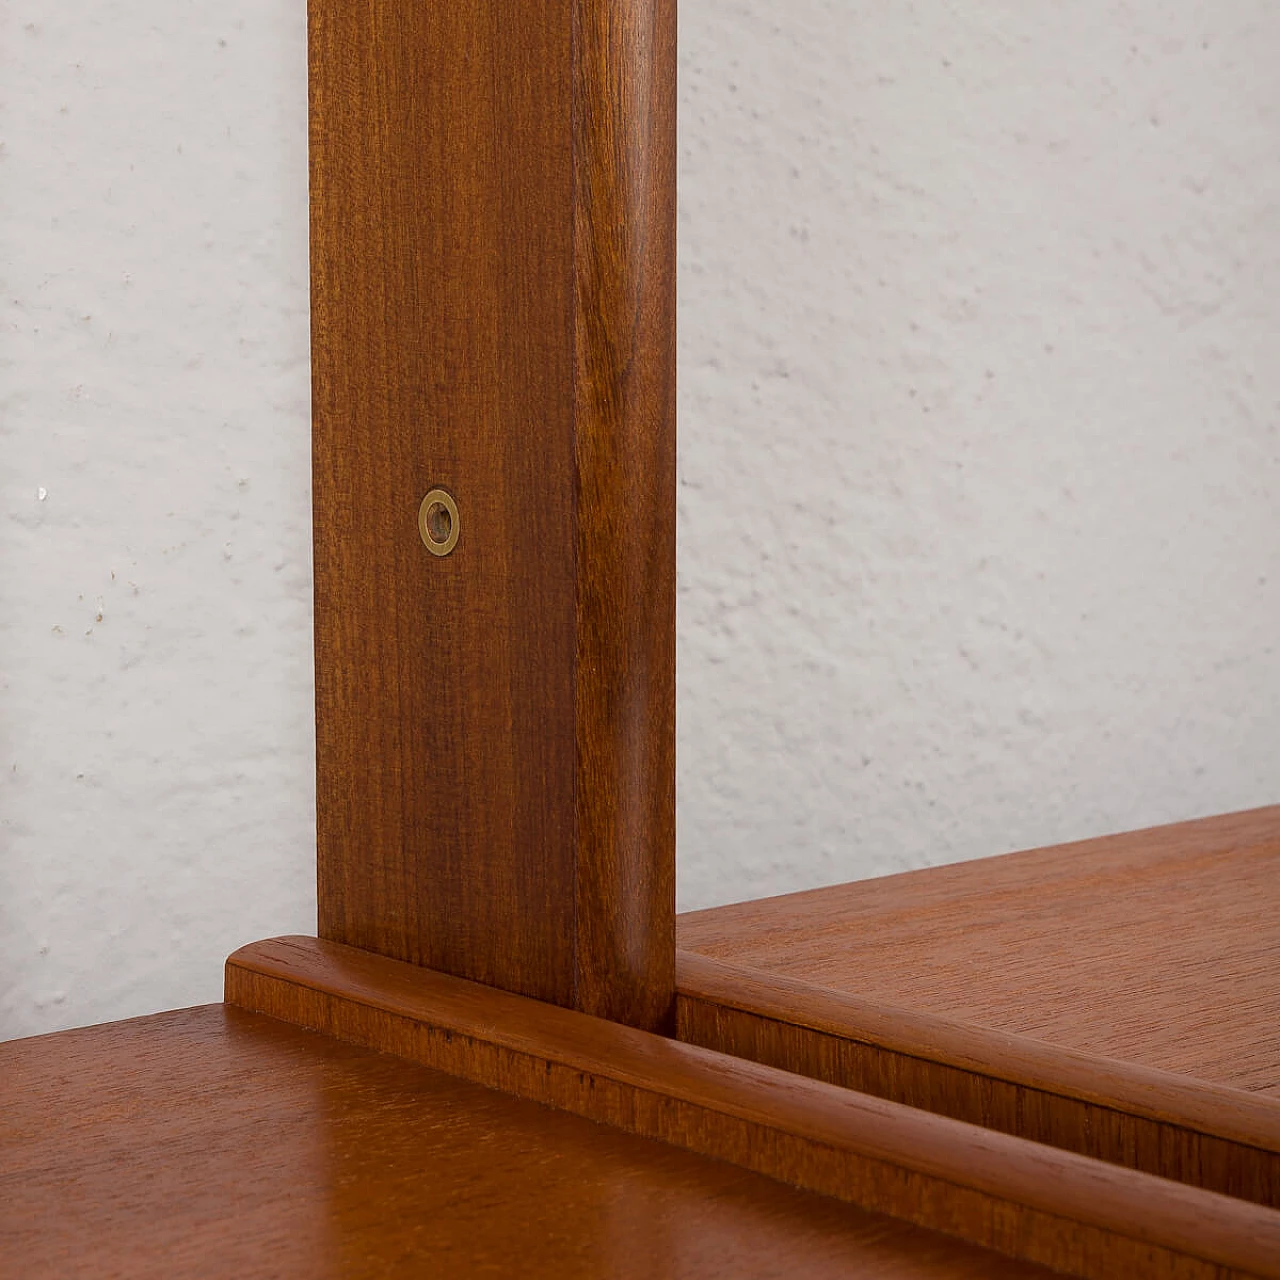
<box><xmin>1</xmin><ymin>1005</ymin><xmax>1047</xmax><ymax>1279</ymax></box>
<box><xmin>8</xmin><ymin>808</ymin><xmax>1280</xmax><ymax>1277</ymax></box>
<box><xmin>676</xmin><ymin>806</ymin><xmax>1280</xmax><ymax>1204</ymax></box>
<box><xmin>224</xmin><ymin>936</ymin><xmax>1280</xmax><ymax>1279</ymax></box>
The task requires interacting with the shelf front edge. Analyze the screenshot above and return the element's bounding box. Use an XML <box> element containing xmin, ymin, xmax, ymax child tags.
<box><xmin>227</xmin><ymin>936</ymin><xmax>1280</xmax><ymax>1280</ymax></box>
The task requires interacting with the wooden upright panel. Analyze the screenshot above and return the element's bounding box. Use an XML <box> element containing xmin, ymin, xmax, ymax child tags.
<box><xmin>310</xmin><ymin>0</ymin><xmax>675</xmax><ymax>1029</ymax></box>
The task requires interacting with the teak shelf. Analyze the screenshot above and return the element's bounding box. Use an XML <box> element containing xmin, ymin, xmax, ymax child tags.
<box><xmin>678</xmin><ymin>806</ymin><xmax>1280</xmax><ymax>1209</ymax></box>
<box><xmin>4</xmin><ymin>3</ymin><xmax>1278</xmax><ymax>1277</ymax></box>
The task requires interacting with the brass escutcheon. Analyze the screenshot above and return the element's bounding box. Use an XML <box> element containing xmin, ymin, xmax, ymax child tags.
<box><xmin>418</xmin><ymin>488</ymin><xmax>460</xmax><ymax>557</ymax></box>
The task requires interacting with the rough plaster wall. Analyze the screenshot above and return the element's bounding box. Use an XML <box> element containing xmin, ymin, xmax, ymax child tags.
<box><xmin>1</xmin><ymin>2</ymin><xmax>1277</xmax><ymax>1037</ymax></box>
<box><xmin>677</xmin><ymin>0</ymin><xmax>1280</xmax><ymax>908</ymax></box>
<box><xmin>0</xmin><ymin>4</ymin><xmax>314</xmax><ymax>1037</ymax></box>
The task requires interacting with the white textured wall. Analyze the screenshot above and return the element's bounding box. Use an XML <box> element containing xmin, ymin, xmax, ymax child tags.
<box><xmin>3</xmin><ymin>2</ymin><xmax>1278</xmax><ymax>1038</ymax></box>
<box><xmin>676</xmin><ymin>0</ymin><xmax>1280</xmax><ymax>906</ymax></box>
<box><xmin>0</xmin><ymin>4</ymin><xmax>315</xmax><ymax>1037</ymax></box>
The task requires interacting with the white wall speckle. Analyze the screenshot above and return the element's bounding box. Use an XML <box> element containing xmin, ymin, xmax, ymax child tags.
<box><xmin>2</xmin><ymin>2</ymin><xmax>1278</xmax><ymax>1036</ymax></box>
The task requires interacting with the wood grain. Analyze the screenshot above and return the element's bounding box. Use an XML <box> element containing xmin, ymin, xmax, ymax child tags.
<box><xmin>0</xmin><ymin>1007</ymin><xmax>1054</xmax><ymax>1280</ymax></box>
<box><xmin>573</xmin><ymin>0</ymin><xmax>678</xmax><ymax>1033</ymax></box>
<box><xmin>309</xmin><ymin>0</ymin><xmax>674</xmax><ymax>1029</ymax></box>
<box><xmin>226</xmin><ymin>935</ymin><xmax>1280</xmax><ymax>1279</ymax></box>
<box><xmin>676</xmin><ymin>806</ymin><xmax>1280</xmax><ymax>1203</ymax></box>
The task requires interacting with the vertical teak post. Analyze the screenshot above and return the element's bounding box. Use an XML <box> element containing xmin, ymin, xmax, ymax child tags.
<box><xmin>308</xmin><ymin>1</ymin><xmax>676</xmax><ymax>1031</ymax></box>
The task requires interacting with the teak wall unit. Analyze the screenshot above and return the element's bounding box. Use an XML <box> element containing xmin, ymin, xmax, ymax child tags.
<box><xmin>4</xmin><ymin>4</ymin><xmax>1279</xmax><ymax>1277</ymax></box>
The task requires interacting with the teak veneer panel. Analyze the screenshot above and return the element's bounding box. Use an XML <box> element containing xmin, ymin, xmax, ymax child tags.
<box><xmin>310</xmin><ymin>0</ymin><xmax>675</xmax><ymax>1029</ymax></box>
<box><xmin>676</xmin><ymin>806</ymin><xmax>1280</xmax><ymax>1204</ymax></box>
<box><xmin>0</xmin><ymin>1007</ymin><xmax>1052</xmax><ymax>1280</ymax></box>
<box><xmin>226</xmin><ymin>935</ymin><xmax>1280</xmax><ymax>1279</ymax></box>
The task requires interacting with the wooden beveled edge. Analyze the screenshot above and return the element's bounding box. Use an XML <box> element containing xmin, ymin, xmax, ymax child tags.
<box><xmin>226</xmin><ymin>936</ymin><xmax>1280</xmax><ymax>1279</ymax></box>
<box><xmin>676</xmin><ymin>949</ymin><xmax>1280</xmax><ymax>1155</ymax></box>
